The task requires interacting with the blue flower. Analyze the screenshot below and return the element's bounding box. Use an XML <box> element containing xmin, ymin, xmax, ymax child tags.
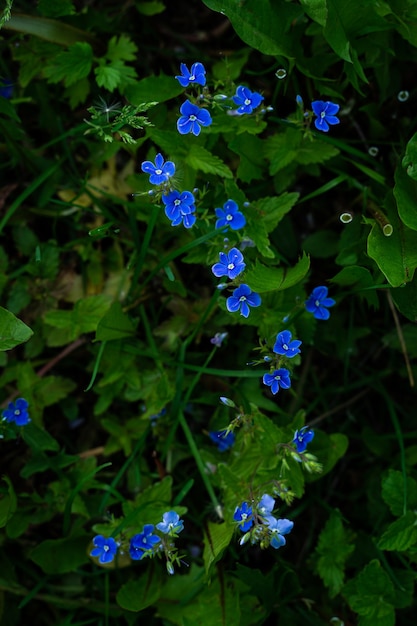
<box><xmin>293</xmin><ymin>426</ymin><xmax>314</xmax><ymax>453</ymax></box>
<box><xmin>257</xmin><ymin>494</ymin><xmax>275</xmax><ymax>517</ymax></box>
<box><xmin>232</xmin><ymin>85</ymin><xmax>264</xmax><ymax>115</ymax></box>
<box><xmin>210</xmin><ymin>332</ymin><xmax>228</xmax><ymax>347</ymax></box>
<box><xmin>0</xmin><ymin>78</ymin><xmax>13</xmax><ymax>99</ymax></box>
<box><xmin>141</xmin><ymin>153</ymin><xmax>175</xmax><ymax>185</ymax></box>
<box><xmin>90</xmin><ymin>535</ymin><xmax>118</xmax><ymax>564</ymax></box>
<box><xmin>233</xmin><ymin>502</ymin><xmax>253</xmax><ymax>532</ymax></box>
<box><xmin>2</xmin><ymin>398</ymin><xmax>30</xmax><ymax>426</ymax></box>
<box><xmin>175</xmin><ymin>62</ymin><xmax>206</xmax><ymax>87</ymax></box>
<box><xmin>305</xmin><ymin>286</ymin><xmax>335</xmax><ymax>320</ymax></box>
<box><xmin>209</xmin><ymin>429</ymin><xmax>235</xmax><ymax>452</ymax></box>
<box><xmin>162</xmin><ymin>190</ymin><xmax>196</xmax><ymax>228</ymax></box>
<box><xmin>215</xmin><ymin>200</ymin><xmax>246</xmax><ymax>231</ymax></box>
<box><xmin>311</xmin><ymin>101</ymin><xmax>340</xmax><ymax>132</ymax></box>
<box><xmin>262</xmin><ymin>369</ymin><xmax>291</xmax><ymax>395</ymax></box>
<box><xmin>226</xmin><ymin>284</ymin><xmax>261</xmax><ymax>318</ymax></box>
<box><xmin>177</xmin><ymin>100</ymin><xmax>212</xmax><ymax>136</ymax></box>
<box><xmin>273</xmin><ymin>330</ymin><xmax>302</xmax><ymax>359</ymax></box>
<box><xmin>156</xmin><ymin>511</ymin><xmax>184</xmax><ymax>535</ymax></box>
<box><xmin>265</xmin><ymin>516</ymin><xmax>294</xmax><ymax>549</ymax></box>
<box><xmin>129</xmin><ymin>525</ymin><xmax>161</xmax><ymax>560</ymax></box>
<box><xmin>211</xmin><ymin>248</ymin><xmax>246</xmax><ymax>279</ymax></box>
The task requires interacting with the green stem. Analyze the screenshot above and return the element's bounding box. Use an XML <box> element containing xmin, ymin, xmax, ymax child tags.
<box><xmin>178</xmin><ymin>409</ymin><xmax>222</xmax><ymax>518</ymax></box>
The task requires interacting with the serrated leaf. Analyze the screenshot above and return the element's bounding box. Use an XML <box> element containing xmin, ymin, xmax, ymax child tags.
<box><xmin>344</xmin><ymin>560</ymin><xmax>395</xmax><ymax>626</ymax></box>
<box><xmin>378</xmin><ymin>511</ymin><xmax>417</xmax><ymax>551</ymax></box>
<box><xmin>244</xmin><ymin>254</ymin><xmax>310</xmax><ymax>293</ymax></box>
<box><xmin>117</xmin><ymin>572</ymin><xmax>161</xmax><ymax>612</ymax></box>
<box><xmin>185</xmin><ymin>145</ymin><xmax>233</xmax><ymax>178</ymax></box>
<box><xmin>203</xmin><ymin>520</ymin><xmax>235</xmax><ymax>575</ymax></box>
<box><xmin>264</xmin><ymin>129</ymin><xmax>301</xmax><ymax>175</ymax></box>
<box><xmin>257</xmin><ymin>192</ymin><xmax>299</xmax><ymax>232</ymax></box>
<box><xmin>44</xmin><ymin>42</ymin><xmax>93</xmax><ymax>87</ymax></box>
<box><xmin>313</xmin><ymin>510</ymin><xmax>354</xmax><ymax>597</ymax></box>
<box><xmin>106</xmin><ymin>35</ymin><xmax>138</xmax><ymax>62</ymax></box>
<box><xmin>0</xmin><ymin>306</ymin><xmax>33</xmax><ymax>351</ymax></box>
<box><xmin>95</xmin><ymin>64</ymin><xmax>121</xmax><ymax>91</ymax></box>
<box><xmin>381</xmin><ymin>470</ymin><xmax>417</xmax><ymax>517</ymax></box>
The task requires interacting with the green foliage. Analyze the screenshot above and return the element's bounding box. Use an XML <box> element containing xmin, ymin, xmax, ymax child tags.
<box><xmin>0</xmin><ymin>306</ymin><xmax>33</xmax><ymax>351</ymax></box>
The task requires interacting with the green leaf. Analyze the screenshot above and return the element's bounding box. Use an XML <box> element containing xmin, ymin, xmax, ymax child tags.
<box><xmin>257</xmin><ymin>192</ymin><xmax>299</xmax><ymax>232</ymax></box>
<box><xmin>106</xmin><ymin>35</ymin><xmax>137</xmax><ymax>62</ymax></box>
<box><xmin>116</xmin><ymin>572</ymin><xmax>161</xmax><ymax>611</ymax></box>
<box><xmin>299</xmin><ymin>0</ymin><xmax>327</xmax><ymax>26</ymax></box>
<box><xmin>402</xmin><ymin>131</ymin><xmax>417</xmax><ymax>181</ymax></box>
<box><xmin>38</xmin><ymin>0</ymin><xmax>75</xmax><ymax>17</ymax></box>
<box><xmin>44</xmin><ymin>42</ymin><xmax>93</xmax><ymax>87</ymax></box>
<box><xmin>185</xmin><ymin>145</ymin><xmax>233</xmax><ymax>178</ymax></box>
<box><xmin>228</xmin><ymin>134</ymin><xmax>265</xmax><ymax>183</ymax></box>
<box><xmin>378</xmin><ymin>511</ymin><xmax>417</xmax><ymax>551</ymax></box>
<box><xmin>94</xmin><ymin>64</ymin><xmax>120</xmax><ymax>91</ymax></box>
<box><xmin>30</xmin><ymin>533</ymin><xmax>89</xmax><ymax>573</ymax></box>
<box><xmin>244</xmin><ymin>254</ymin><xmax>310</xmax><ymax>293</ymax></box>
<box><xmin>0</xmin><ymin>306</ymin><xmax>33</xmax><ymax>351</ymax></box>
<box><xmin>96</xmin><ymin>301</ymin><xmax>137</xmax><ymax>341</ymax></box>
<box><xmin>392</xmin><ymin>278</ymin><xmax>417</xmax><ymax>322</ymax></box>
<box><xmin>394</xmin><ymin>165</ymin><xmax>417</xmax><ymax>231</ymax></box>
<box><xmin>313</xmin><ymin>510</ymin><xmax>355</xmax><ymax>597</ymax></box>
<box><xmin>381</xmin><ymin>469</ymin><xmax>417</xmax><ymax>517</ymax></box>
<box><xmin>331</xmin><ymin>266</ymin><xmax>379</xmax><ymax>308</ymax></box>
<box><xmin>323</xmin><ymin>0</ymin><xmax>352</xmax><ymax>62</ymax></box>
<box><xmin>0</xmin><ymin>477</ymin><xmax>17</xmax><ymax>528</ymax></box>
<box><xmin>125</xmin><ymin>74</ymin><xmax>183</xmax><ymax>104</ymax></box>
<box><xmin>22</xmin><ymin>423</ymin><xmax>60</xmax><ymax>452</ymax></box>
<box><xmin>203</xmin><ymin>520</ymin><xmax>235</xmax><ymax>575</ymax></box>
<box><xmin>136</xmin><ymin>1</ymin><xmax>166</xmax><ymax>15</ymax></box>
<box><xmin>202</xmin><ymin>0</ymin><xmax>303</xmax><ymax>57</ymax></box>
<box><xmin>366</xmin><ymin>194</ymin><xmax>417</xmax><ymax>286</ymax></box>
<box><xmin>344</xmin><ymin>560</ymin><xmax>395</xmax><ymax>626</ymax></box>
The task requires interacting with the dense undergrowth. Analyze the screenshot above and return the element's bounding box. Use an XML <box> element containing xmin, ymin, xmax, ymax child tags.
<box><xmin>1</xmin><ymin>1</ymin><xmax>417</xmax><ymax>625</ymax></box>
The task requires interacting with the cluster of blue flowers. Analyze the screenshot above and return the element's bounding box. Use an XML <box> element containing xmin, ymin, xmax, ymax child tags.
<box><xmin>262</xmin><ymin>329</ymin><xmax>301</xmax><ymax>395</ymax></box>
<box><xmin>90</xmin><ymin>510</ymin><xmax>184</xmax><ymax>575</ymax></box>
<box><xmin>233</xmin><ymin>494</ymin><xmax>294</xmax><ymax>550</ymax></box>
<box><xmin>1</xmin><ymin>398</ymin><xmax>30</xmax><ymax>426</ymax></box>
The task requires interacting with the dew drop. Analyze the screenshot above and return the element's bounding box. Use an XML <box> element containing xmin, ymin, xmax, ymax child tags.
<box><xmin>368</xmin><ymin>146</ymin><xmax>379</xmax><ymax>157</ymax></box>
<box><xmin>275</xmin><ymin>68</ymin><xmax>287</xmax><ymax>80</ymax></box>
<box><xmin>397</xmin><ymin>90</ymin><xmax>409</xmax><ymax>102</ymax></box>
<box><xmin>340</xmin><ymin>212</ymin><xmax>353</xmax><ymax>224</ymax></box>
<box><xmin>383</xmin><ymin>223</ymin><xmax>393</xmax><ymax>236</ymax></box>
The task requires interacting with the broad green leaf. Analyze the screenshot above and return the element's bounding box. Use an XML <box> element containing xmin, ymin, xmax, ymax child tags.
<box><xmin>22</xmin><ymin>423</ymin><xmax>60</xmax><ymax>452</ymax></box>
<box><xmin>202</xmin><ymin>0</ymin><xmax>303</xmax><ymax>57</ymax></box>
<box><xmin>402</xmin><ymin>131</ymin><xmax>417</xmax><ymax>180</ymax></box>
<box><xmin>378</xmin><ymin>511</ymin><xmax>417</xmax><ymax>551</ymax></box>
<box><xmin>136</xmin><ymin>1</ymin><xmax>166</xmax><ymax>16</ymax></box>
<box><xmin>244</xmin><ymin>254</ymin><xmax>310</xmax><ymax>293</ymax></box>
<box><xmin>303</xmin><ymin>229</ymin><xmax>339</xmax><ymax>258</ymax></box>
<box><xmin>264</xmin><ymin>128</ymin><xmax>301</xmax><ymax>175</ymax></box>
<box><xmin>344</xmin><ymin>560</ymin><xmax>395</xmax><ymax>626</ymax></box>
<box><xmin>0</xmin><ymin>306</ymin><xmax>33</xmax><ymax>351</ymax></box>
<box><xmin>299</xmin><ymin>0</ymin><xmax>327</xmax><ymax>25</ymax></box>
<box><xmin>185</xmin><ymin>145</ymin><xmax>233</xmax><ymax>178</ymax></box>
<box><xmin>393</xmin><ymin>165</ymin><xmax>417</xmax><ymax>231</ymax></box>
<box><xmin>366</xmin><ymin>194</ymin><xmax>417</xmax><ymax>286</ymax></box>
<box><xmin>30</xmin><ymin>533</ymin><xmax>89</xmax><ymax>573</ymax></box>
<box><xmin>324</xmin><ymin>0</ymin><xmax>351</xmax><ymax>62</ymax></box>
<box><xmin>125</xmin><ymin>74</ymin><xmax>183</xmax><ymax>104</ymax></box>
<box><xmin>117</xmin><ymin>572</ymin><xmax>161</xmax><ymax>612</ymax></box>
<box><xmin>330</xmin><ymin>266</ymin><xmax>378</xmax><ymax>308</ymax></box>
<box><xmin>381</xmin><ymin>470</ymin><xmax>417</xmax><ymax>517</ymax></box>
<box><xmin>203</xmin><ymin>520</ymin><xmax>235</xmax><ymax>575</ymax></box>
<box><xmin>44</xmin><ymin>42</ymin><xmax>93</xmax><ymax>87</ymax></box>
<box><xmin>96</xmin><ymin>301</ymin><xmax>137</xmax><ymax>341</ymax></box>
<box><xmin>0</xmin><ymin>477</ymin><xmax>17</xmax><ymax>528</ymax></box>
<box><xmin>228</xmin><ymin>134</ymin><xmax>265</xmax><ymax>183</ymax></box>
<box><xmin>313</xmin><ymin>510</ymin><xmax>355</xmax><ymax>597</ymax></box>
<box><xmin>257</xmin><ymin>192</ymin><xmax>299</xmax><ymax>232</ymax></box>
<box><xmin>38</xmin><ymin>0</ymin><xmax>75</xmax><ymax>17</ymax></box>
<box><xmin>392</xmin><ymin>278</ymin><xmax>417</xmax><ymax>322</ymax></box>
<box><xmin>121</xmin><ymin>476</ymin><xmax>173</xmax><ymax>531</ymax></box>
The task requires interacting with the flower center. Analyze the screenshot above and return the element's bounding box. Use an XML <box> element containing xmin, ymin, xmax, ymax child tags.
<box><xmin>275</xmin><ymin>375</ymin><xmax>281</xmax><ymax>381</ymax></box>
<box><xmin>174</xmin><ymin>199</ymin><xmax>181</xmax><ymax>206</ymax></box>
<box><xmin>244</xmin><ymin>98</ymin><xmax>251</xmax><ymax>105</ymax></box>
<box><xmin>283</xmin><ymin>343</ymin><xmax>289</xmax><ymax>351</ymax></box>
<box><xmin>189</xmin><ymin>74</ymin><xmax>195</xmax><ymax>80</ymax></box>
<box><xmin>143</xmin><ymin>537</ymin><xmax>147</xmax><ymax>544</ymax></box>
<box><xmin>227</xmin><ymin>263</ymin><xmax>235</xmax><ymax>270</ymax></box>
<box><xmin>315</xmin><ymin>299</ymin><xmax>320</xmax><ymax>307</ymax></box>
<box><xmin>239</xmin><ymin>296</ymin><xmax>246</xmax><ymax>302</ymax></box>
<box><xmin>189</xmin><ymin>114</ymin><xmax>197</xmax><ymax>121</ymax></box>
<box><xmin>320</xmin><ymin>111</ymin><xmax>326</xmax><ymax>118</ymax></box>
<box><xmin>155</xmin><ymin>169</ymin><xmax>162</xmax><ymax>175</ymax></box>
<box><xmin>14</xmin><ymin>410</ymin><xmax>21</xmax><ymax>415</ymax></box>
<box><xmin>241</xmin><ymin>513</ymin><xmax>248</xmax><ymax>521</ymax></box>
<box><xmin>104</xmin><ymin>545</ymin><xmax>109</xmax><ymax>552</ymax></box>
<box><xmin>226</xmin><ymin>214</ymin><xmax>233</xmax><ymax>221</ymax></box>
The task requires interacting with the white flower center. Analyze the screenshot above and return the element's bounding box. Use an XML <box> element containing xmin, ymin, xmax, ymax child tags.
<box><xmin>315</xmin><ymin>299</ymin><xmax>320</xmax><ymax>307</ymax></box>
<box><xmin>190</xmin><ymin>74</ymin><xmax>195</xmax><ymax>80</ymax></box>
<box><xmin>241</xmin><ymin>513</ymin><xmax>247</xmax><ymax>520</ymax></box>
<box><xmin>189</xmin><ymin>114</ymin><xmax>197</xmax><ymax>121</ymax></box>
<box><xmin>239</xmin><ymin>296</ymin><xmax>246</xmax><ymax>302</ymax></box>
<box><xmin>244</xmin><ymin>98</ymin><xmax>251</xmax><ymax>105</ymax></box>
<box><xmin>155</xmin><ymin>168</ymin><xmax>162</xmax><ymax>175</ymax></box>
<box><xmin>275</xmin><ymin>375</ymin><xmax>281</xmax><ymax>381</ymax></box>
<box><xmin>283</xmin><ymin>343</ymin><xmax>289</xmax><ymax>351</ymax></box>
<box><xmin>15</xmin><ymin>410</ymin><xmax>21</xmax><ymax>415</ymax></box>
<box><xmin>174</xmin><ymin>199</ymin><xmax>181</xmax><ymax>206</ymax></box>
<box><xmin>320</xmin><ymin>111</ymin><xmax>326</xmax><ymax>118</ymax></box>
<box><xmin>227</xmin><ymin>263</ymin><xmax>235</xmax><ymax>270</ymax></box>
<box><xmin>104</xmin><ymin>545</ymin><xmax>109</xmax><ymax>552</ymax></box>
<box><xmin>226</xmin><ymin>214</ymin><xmax>233</xmax><ymax>221</ymax></box>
